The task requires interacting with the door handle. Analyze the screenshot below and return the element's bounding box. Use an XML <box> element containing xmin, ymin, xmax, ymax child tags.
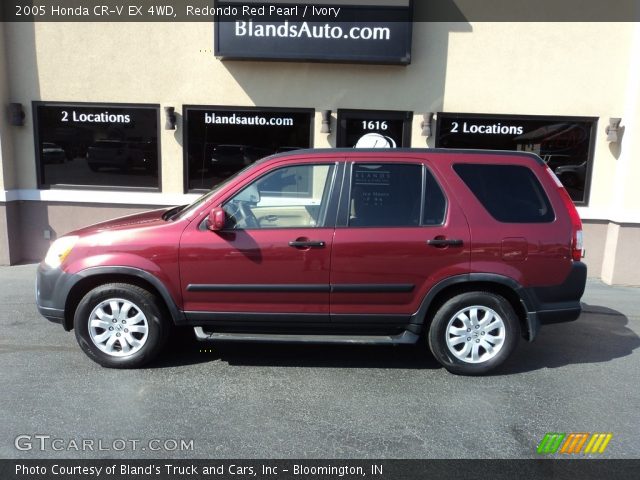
<box><xmin>289</xmin><ymin>240</ymin><xmax>326</xmax><ymax>248</ymax></box>
<box><xmin>427</xmin><ymin>238</ymin><xmax>463</xmax><ymax>247</ymax></box>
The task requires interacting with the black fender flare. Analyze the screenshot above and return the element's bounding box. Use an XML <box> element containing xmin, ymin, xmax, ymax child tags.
<box><xmin>410</xmin><ymin>273</ymin><xmax>539</xmax><ymax>341</ymax></box>
<box><xmin>63</xmin><ymin>266</ymin><xmax>185</xmax><ymax>329</ymax></box>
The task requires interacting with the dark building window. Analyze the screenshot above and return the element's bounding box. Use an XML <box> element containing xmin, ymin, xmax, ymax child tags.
<box><xmin>337</xmin><ymin>109</ymin><xmax>412</xmax><ymax>148</ymax></box>
<box><xmin>436</xmin><ymin>112</ymin><xmax>596</xmax><ymax>204</ymax></box>
<box><xmin>184</xmin><ymin>106</ymin><xmax>313</xmax><ymax>192</ymax></box>
<box><xmin>34</xmin><ymin>102</ymin><xmax>160</xmax><ymax>190</ymax></box>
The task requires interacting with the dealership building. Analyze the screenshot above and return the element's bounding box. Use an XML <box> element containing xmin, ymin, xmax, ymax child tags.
<box><xmin>0</xmin><ymin>2</ymin><xmax>639</xmax><ymax>284</ymax></box>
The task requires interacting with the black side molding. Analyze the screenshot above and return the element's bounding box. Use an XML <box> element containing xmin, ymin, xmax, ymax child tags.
<box><xmin>187</xmin><ymin>284</ymin><xmax>415</xmax><ymax>293</ymax></box>
<box><xmin>187</xmin><ymin>284</ymin><xmax>330</xmax><ymax>293</ymax></box>
<box><xmin>185</xmin><ymin>311</ymin><xmax>329</xmax><ymax>324</ymax></box>
<box><xmin>331</xmin><ymin>284</ymin><xmax>414</xmax><ymax>293</ymax></box>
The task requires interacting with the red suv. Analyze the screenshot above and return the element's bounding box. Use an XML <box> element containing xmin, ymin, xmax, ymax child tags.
<box><xmin>36</xmin><ymin>149</ymin><xmax>586</xmax><ymax>375</ymax></box>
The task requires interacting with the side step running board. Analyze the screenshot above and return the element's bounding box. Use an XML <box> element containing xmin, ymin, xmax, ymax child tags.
<box><xmin>193</xmin><ymin>327</ymin><xmax>420</xmax><ymax>345</ymax></box>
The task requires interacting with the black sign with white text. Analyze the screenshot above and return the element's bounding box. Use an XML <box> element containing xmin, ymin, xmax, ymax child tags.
<box><xmin>34</xmin><ymin>102</ymin><xmax>160</xmax><ymax>189</ymax></box>
<box><xmin>214</xmin><ymin>2</ymin><xmax>413</xmax><ymax>65</ymax></box>
<box><xmin>184</xmin><ymin>106</ymin><xmax>313</xmax><ymax>191</ymax></box>
<box><xmin>337</xmin><ymin>110</ymin><xmax>412</xmax><ymax>148</ymax></box>
<box><xmin>2</xmin><ymin>0</ymin><xmax>640</xmax><ymax>22</ymax></box>
<box><xmin>3</xmin><ymin>459</ymin><xmax>640</xmax><ymax>480</ymax></box>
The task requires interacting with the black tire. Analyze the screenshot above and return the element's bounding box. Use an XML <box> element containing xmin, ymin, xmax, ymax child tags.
<box><xmin>73</xmin><ymin>283</ymin><xmax>170</xmax><ymax>368</ymax></box>
<box><xmin>427</xmin><ymin>291</ymin><xmax>520</xmax><ymax>376</ymax></box>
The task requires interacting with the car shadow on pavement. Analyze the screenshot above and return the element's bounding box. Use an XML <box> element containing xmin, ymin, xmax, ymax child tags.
<box><xmin>499</xmin><ymin>303</ymin><xmax>640</xmax><ymax>375</ymax></box>
<box><xmin>150</xmin><ymin>303</ymin><xmax>639</xmax><ymax>372</ymax></box>
<box><xmin>151</xmin><ymin>328</ymin><xmax>440</xmax><ymax>370</ymax></box>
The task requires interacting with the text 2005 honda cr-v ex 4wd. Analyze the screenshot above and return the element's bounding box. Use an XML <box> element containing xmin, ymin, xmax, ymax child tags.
<box><xmin>36</xmin><ymin>149</ymin><xmax>587</xmax><ymax>375</ymax></box>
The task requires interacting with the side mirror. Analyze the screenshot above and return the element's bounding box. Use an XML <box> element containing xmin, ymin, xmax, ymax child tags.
<box><xmin>207</xmin><ymin>207</ymin><xmax>226</xmax><ymax>231</ymax></box>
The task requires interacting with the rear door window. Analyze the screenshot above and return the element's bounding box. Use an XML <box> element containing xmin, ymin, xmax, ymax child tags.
<box><xmin>453</xmin><ymin>164</ymin><xmax>554</xmax><ymax>223</ymax></box>
<box><xmin>347</xmin><ymin>163</ymin><xmax>447</xmax><ymax>227</ymax></box>
<box><xmin>349</xmin><ymin>164</ymin><xmax>422</xmax><ymax>227</ymax></box>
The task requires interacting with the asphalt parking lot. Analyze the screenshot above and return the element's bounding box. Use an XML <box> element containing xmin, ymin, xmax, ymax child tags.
<box><xmin>1</xmin><ymin>263</ymin><xmax>639</xmax><ymax>459</ymax></box>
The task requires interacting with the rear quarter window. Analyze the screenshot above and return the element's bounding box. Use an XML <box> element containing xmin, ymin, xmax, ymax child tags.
<box><xmin>453</xmin><ymin>163</ymin><xmax>554</xmax><ymax>223</ymax></box>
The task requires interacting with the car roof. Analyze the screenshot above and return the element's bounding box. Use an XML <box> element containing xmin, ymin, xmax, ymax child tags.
<box><xmin>261</xmin><ymin>148</ymin><xmax>545</xmax><ymax>166</ymax></box>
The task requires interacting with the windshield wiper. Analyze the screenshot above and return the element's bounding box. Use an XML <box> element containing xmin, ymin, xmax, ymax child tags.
<box><xmin>162</xmin><ymin>205</ymin><xmax>187</xmax><ymax>221</ymax></box>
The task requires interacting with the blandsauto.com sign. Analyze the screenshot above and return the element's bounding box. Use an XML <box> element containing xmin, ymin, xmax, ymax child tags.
<box><xmin>213</xmin><ymin>1</ymin><xmax>413</xmax><ymax>65</ymax></box>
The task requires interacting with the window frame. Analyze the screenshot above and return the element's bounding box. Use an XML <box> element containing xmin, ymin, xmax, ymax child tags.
<box><xmin>32</xmin><ymin>100</ymin><xmax>162</xmax><ymax>191</ymax></box>
<box><xmin>182</xmin><ymin>104</ymin><xmax>315</xmax><ymax>194</ymax></box>
<box><xmin>336</xmin><ymin>161</ymin><xmax>448</xmax><ymax>228</ymax></box>
<box><xmin>422</xmin><ymin>166</ymin><xmax>449</xmax><ymax>226</ymax></box>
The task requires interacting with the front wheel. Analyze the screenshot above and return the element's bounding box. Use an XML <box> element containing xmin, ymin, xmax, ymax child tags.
<box><xmin>74</xmin><ymin>283</ymin><xmax>170</xmax><ymax>368</ymax></box>
<box><xmin>427</xmin><ymin>292</ymin><xmax>520</xmax><ymax>376</ymax></box>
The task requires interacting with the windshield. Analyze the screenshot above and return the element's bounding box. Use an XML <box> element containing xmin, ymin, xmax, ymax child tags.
<box><xmin>174</xmin><ymin>163</ymin><xmax>256</xmax><ymax>220</ymax></box>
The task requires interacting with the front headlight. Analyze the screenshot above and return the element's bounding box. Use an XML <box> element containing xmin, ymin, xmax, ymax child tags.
<box><xmin>44</xmin><ymin>236</ymin><xmax>79</xmax><ymax>268</ymax></box>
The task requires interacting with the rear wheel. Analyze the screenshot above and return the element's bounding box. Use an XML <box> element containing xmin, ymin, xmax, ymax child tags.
<box><xmin>428</xmin><ymin>291</ymin><xmax>520</xmax><ymax>375</ymax></box>
<box><xmin>74</xmin><ymin>283</ymin><xmax>169</xmax><ymax>368</ymax></box>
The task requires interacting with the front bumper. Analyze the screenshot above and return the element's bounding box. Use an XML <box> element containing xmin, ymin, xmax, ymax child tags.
<box><xmin>36</xmin><ymin>262</ymin><xmax>72</xmax><ymax>329</ymax></box>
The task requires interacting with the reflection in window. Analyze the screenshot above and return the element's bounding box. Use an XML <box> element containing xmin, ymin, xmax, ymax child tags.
<box><xmin>436</xmin><ymin>114</ymin><xmax>595</xmax><ymax>203</ymax></box>
<box><xmin>454</xmin><ymin>164</ymin><xmax>555</xmax><ymax>223</ymax></box>
<box><xmin>223</xmin><ymin>164</ymin><xmax>334</xmax><ymax>229</ymax></box>
<box><xmin>35</xmin><ymin>103</ymin><xmax>160</xmax><ymax>189</ymax></box>
<box><xmin>34</xmin><ymin>104</ymin><xmax>159</xmax><ymax>188</ymax></box>
<box><xmin>185</xmin><ymin>107</ymin><xmax>313</xmax><ymax>191</ymax></box>
<box><xmin>349</xmin><ymin>164</ymin><xmax>422</xmax><ymax>227</ymax></box>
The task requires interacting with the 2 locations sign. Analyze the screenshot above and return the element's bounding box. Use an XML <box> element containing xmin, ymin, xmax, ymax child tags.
<box><xmin>213</xmin><ymin>1</ymin><xmax>414</xmax><ymax>64</ymax></box>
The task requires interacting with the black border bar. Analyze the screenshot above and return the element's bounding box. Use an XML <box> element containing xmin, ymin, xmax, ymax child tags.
<box><xmin>2</xmin><ymin>459</ymin><xmax>640</xmax><ymax>480</ymax></box>
<box><xmin>2</xmin><ymin>1</ymin><xmax>640</xmax><ymax>22</ymax></box>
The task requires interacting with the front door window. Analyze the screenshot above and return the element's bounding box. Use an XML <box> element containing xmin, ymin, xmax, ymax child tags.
<box><xmin>223</xmin><ymin>164</ymin><xmax>336</xmax><ymax>229</ymax></box>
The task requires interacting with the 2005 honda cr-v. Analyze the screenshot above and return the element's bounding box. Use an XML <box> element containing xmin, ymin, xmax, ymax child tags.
<box><xmin>36</xmin><ymin>149</ymin><xmax>587</xmax><ymax>375</ymax></box>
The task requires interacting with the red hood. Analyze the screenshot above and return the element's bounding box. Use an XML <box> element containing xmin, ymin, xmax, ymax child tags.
<box><xmin>69</xmin><ymin>207</ymin><xmax>174</xmax><ymax>236</ymax></box>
